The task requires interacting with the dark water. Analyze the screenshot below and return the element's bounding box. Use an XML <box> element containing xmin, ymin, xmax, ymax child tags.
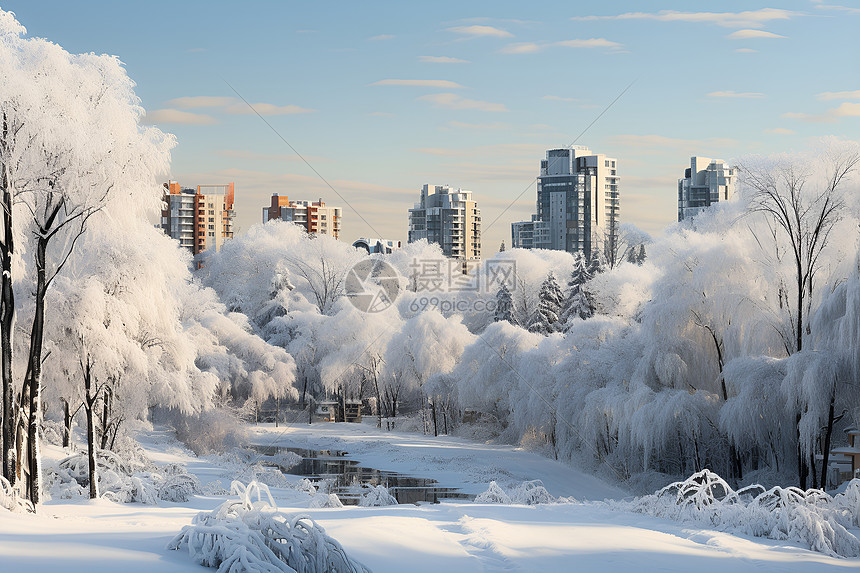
<box><xmin>252</xmin><ymin>445</ymin><xmax>473</xmax><ymax>505</ymax></box>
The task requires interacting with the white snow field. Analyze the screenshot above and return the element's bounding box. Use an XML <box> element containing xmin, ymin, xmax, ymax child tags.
<box><xmin>1</xmin><ymin>422</ymin><xmax>858</xmax><ymax>573</ymax></box>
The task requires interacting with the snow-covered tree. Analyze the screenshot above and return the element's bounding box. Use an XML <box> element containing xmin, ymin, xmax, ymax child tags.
<box><xmin>494</xmin><ymin>284</ymin><xmax>515</xmax><ymax>324</ymax></box>
<box><xmin>561</xmin><ymin>252</ymin><xmax>593</xmax><ymax>327</ymax></box>
<box><xmin>528</xmin><ymin>272</ymin><xmax>563</xmax><ymax>335</ymax></box>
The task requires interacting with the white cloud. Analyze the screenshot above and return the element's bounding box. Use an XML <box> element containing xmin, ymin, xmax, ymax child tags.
<box><xmin>783</xmin><ymin>102</ymin><xmax>860</xmax><ymax>123</ymax></box>
<box><xmin>765</xmin><ymin>128</ymin><xmax>795</xmax><ymax>135</ymax></box>
<box><xmin>369</xmin><ymin>34</ymin><xmax>395</xmax><ymax>41</ymax></box>
<box><xmin>224</xmin><ymin>103</ymin><xmax>315</xmax><ymax>115</ymax></box>
<box><xmin>419</xmin><ymin>56</ymin><xmax>469</xmax><ymax>64</ymax></box>
<box><xmin>555</xmin><ymin>38</ymin><xmax>623</xmax><ymax>49</ymax></box>
<box><xmin>166</xmin><ymin>96</ymin><xmax>235</xmax><ymax>109</ymax></box>
<box><xmin>417</xmin><ymin>93</ymin><xmax>508</xmax><ymax>112</ymax></box>
<box><xmin>727</xmin><ymin>29</ymin><xmax>786</xmax><ymax>39</ymax></box>
<box><xmin>447</xmin><ymin>25</ymin><xmax>513</xmax><ymax>38</ymax></box>
<box><xmin>813</xmin><ymin>4</ymin><xmax>860</xmax><ymax>15</ymax></box>
<box><xmin>735</xmin><ymin>48</ymin><xmax>757</xmax><ymax>53</ymax></box>
<box><xmin>707</xmin><ymin>90</ymin><xmax>765</xmax><ymax>99</ymax></box>
<box><xmin>607</xmin><ymin>134</ymin><xmax>739</xmax><ymax>154</ymax></box>
<box><xmin>571</xmin><ymin>9</ymin><xmax>796</xmax><ymax>28</ymax></box>
<box><xmin>141</xmin><ymin>109</ymin><xmax>217</xmax><ymax>125</ymax></box>
<box><xmin>501</xmin><ymin>38</ymin><xmax>624</xmax><ymax>54</ymax></box>
<box><xmin>499</xmin><ymin>42</ymin><xmax>542</xmax><ymax>54</ymax></box>
<box><xmin>370</xmin><ymin>79</ymin><xmax>464</xmax><ymax>88</ymax></box>
<box><xmin>367</xmin><ymin>111</ymin><xmax>394</xmax><ymax>117</ymax></box>
<box><xmin>817</xmin><ymin>90</ymin><xmax>860</xmax><ymax>101</ymax></box>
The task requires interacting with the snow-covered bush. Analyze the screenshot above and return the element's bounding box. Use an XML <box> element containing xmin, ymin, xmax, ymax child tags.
<box><xmin>358</xmin><ymin>484</ymin><xmax>397</xmax><ymax>507</ymax></box>
<box><xmin>172</xmin><ymin>408</ymin><xmax>248</xmax><ymax>456</ymax></box>
<box><xmin>309</xmin><ymin>493</ymin><xmax>344</xmax><ymax>508</ymax></box>
<box><xmin>48</xmin><ymin>449</ymin><xmax>200</xmax><ymax>504</ymax></box>
<box><xmin>168</xmin><ymin>481</ymin><xmax>368</xmax><ymax>572</ymax></box>
<box><xmin>474</xmin><ymin>480</ymin><xmax>556</xmax><ymax>505</ymax></box>
<box><xmin>615</xmin><ymin>470</ymin><xmax>860</xmax><ymax>558</ymax></box>
<box><xmin>0</xmin><ymin>476</ymin><xmax>34</xmax><ymax>513</ymax></box>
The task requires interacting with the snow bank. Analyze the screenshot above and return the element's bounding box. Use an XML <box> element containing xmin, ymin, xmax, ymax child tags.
<box><xmin>168</xmin><ymin>480</ymin><xmax>369</xmax><ymax>572</ymax></box>
<box><xmin>614</xmin><ymin>469</ymin><xmax>860</xmax><ymax>558</ymax></box>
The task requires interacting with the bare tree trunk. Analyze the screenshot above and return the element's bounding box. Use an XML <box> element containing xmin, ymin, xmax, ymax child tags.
<box><xmin>83</xmin><ymin>360</ymin><xmax>98</xmax><ymax>499</ymax></box>
<box><xmin>62</xmin><ymin>399</ymin><xmax>70</xmax><ymax>449</ymax></box>
<box><xmin>821</xmin><ymin>385</ymin><xmax>837</xmax><ymax>489</ymax></box>
<box><xmin>99</xmin><ymin>387</ymin><xmax>111</xmax><ymax>450</ymax></box>
<box><xmin>23</xmin><ymin>236</ymin><xmax>48</xmax><ymax>504</ymax></box>
<box><xmin>0</xmin><ymin>119</ymin><xmax>15</xmax><ymax>484</ymax></box>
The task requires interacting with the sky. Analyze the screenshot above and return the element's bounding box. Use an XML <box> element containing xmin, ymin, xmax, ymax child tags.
<box><xmin>3</xmin><ymin>1</ymin><xmax>859</xmax><ymax>253</ymax></box>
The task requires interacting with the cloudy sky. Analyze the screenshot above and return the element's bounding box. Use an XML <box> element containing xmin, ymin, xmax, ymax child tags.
<box><xmin>6</xmin><ymin>1</ymin><xmax>858</xmax><ymax>251</ymax></box>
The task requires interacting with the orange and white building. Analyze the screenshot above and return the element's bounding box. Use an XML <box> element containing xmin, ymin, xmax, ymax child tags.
<box><xmin>162</xmin><ymin>181</ymin><xmax>235</xmax><ymax>261</ymax></box>
<box><xmin>263</xmin><ymin>194</ymin><xmax>342</xmax><ymax>239</ymax></box>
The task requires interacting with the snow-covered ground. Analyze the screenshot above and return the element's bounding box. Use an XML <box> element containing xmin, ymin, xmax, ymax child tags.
<box><xmin>1</xmin><ymin>422</ymin><xmax>858</xmax><ymax>572</ymax></box>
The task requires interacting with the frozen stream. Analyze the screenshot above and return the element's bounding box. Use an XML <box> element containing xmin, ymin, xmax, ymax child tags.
<box><xmin>252</xmin><ymin>444</ymin><xmax>474</xmax><ymax>505</ymax></box>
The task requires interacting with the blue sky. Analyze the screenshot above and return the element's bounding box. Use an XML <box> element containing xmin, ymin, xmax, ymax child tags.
<box><xmin>5</xmin><ymin>1</ymin><xmax>859</xmax><ymax>251</ymax></box>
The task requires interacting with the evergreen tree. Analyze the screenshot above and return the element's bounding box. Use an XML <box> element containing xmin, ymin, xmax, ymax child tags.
<box><xmin>494</xmin><ymin>283</ymin><xmax>515</xmax><ymax>324</ymax></box>
<box><xmin>636</xmin><ymin>243</ymin><xmax>647</xmax><ymax>265</ymax></box>
<box><xmin>528</xmin><ymin>272</ymin><xmax>564</xmax><ymax>335</ymax></box>
<box><xmin>561</xmin><ymin>252</ymin><xmax>594</xmax><ymax>327</ymax></box>
<box><xmin>587</xmin><ymin>250</ymin><xmax>605</xmax><ymax>276</ymax></box>
<box><xmin>499</xmin><ymin>241</ymin><xmax>506</xmax><ymax>252</ymax></box>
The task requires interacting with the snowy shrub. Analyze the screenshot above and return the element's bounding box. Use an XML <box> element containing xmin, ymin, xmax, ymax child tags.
<box><xmin>168</xmin><ymin>481</ymin><xmax>368</xmax><ymax>572</ymax></box>
<box><xmin>474</xmin><ymin>481</ymin><xmax>511</xmax><ymax>504</ymax></box>
<box><xmin>0</xmin><ymin>476</ymin><xmax>34</xmax><ymax>513</ymax></box>
<box><xmin>309</xmin><ymin>493</ymin><xmax>344</xmax><ymax>508</ymax></box>
<box><xmin>294</xmin><ymin>479</ymin><xmax>317</xmax><ymax>495</ymax></box>
<box><xmin>158</xmin><ymin>473</ymin><xmax>203</xmax><ymax>503</ymax></box>
<box><xmin>474</xmin><ymin>480</ymin><xmax>557</xmax><ymax>505</ymax></box>
<box><xmin>268</xmin><ymin>451</ymin><xmax>303</xmax><ymax>472</ymax></box>
<box><xmin>358</xmin><ymin>485</ymin><xmax>397</xmax><ymax>507</ymax></box>
<box><xmin>40</xmin><ymin>420</ymin><xmax>66</xmax><ymax>447</ymax></box>
<box><xmin>49</xmin><ymin>450</ymin><xmax>200</xmax><ymax>504</ymax></box>
<box><xmin>173</xmin><ymin>408</ymin><xmax>247</xmax><ymax>456</ymax></box>
<box><xmin>615</xmin><ymin>470</ymin><xmax>860</xmax><ymax>558</ymax></box>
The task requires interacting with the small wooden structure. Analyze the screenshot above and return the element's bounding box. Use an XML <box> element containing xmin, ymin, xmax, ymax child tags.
<box><xmin>828</xmin><ymin>428</ymin><xmax>860</xmax><ymax>485</ymax></box>
<box><xmin>314</xmin><ymin>399</ymin><xmax>362</xmax><ymax>423</ymax></box>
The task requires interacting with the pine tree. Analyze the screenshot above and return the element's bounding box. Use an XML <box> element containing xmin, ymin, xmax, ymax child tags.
<box><xmin>636</xmin><ymin>243</ymin><xmax>646</xmax><ymax>265</ymax></box>
<box><xmin>494</xmin><ymin>283</ymin><xmax>515</xmax><ymax>324</ymax></box>
<box><xmin>528</xmin><ymin>272</ymin><xmax>564</xmax><ymax>335</ymax></box>
<box><xmin>499</xmin><ymin>240</ymin><xmax>506</xmax><ymax>252</ymax></box>
<box><xmin>587</xmin><ymin>250</ymin><xmax>605</xmax><ymax>276</ymax></box>
<box><xmin>561</xmin><ymin>252</ymin><xmax>594</xmax><ymax>327</ymax></box>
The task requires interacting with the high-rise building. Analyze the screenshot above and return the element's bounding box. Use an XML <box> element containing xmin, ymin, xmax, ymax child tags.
<box><xmin>408</xmin><ymin>184</ymin><xmax>481</xmax><ymax>260</ymax></box>
<box><xmin>678</xmin><ymin>157</ymin><xmax>736</xmax><ymax>221</ymax></box>
<box><xmin>263</xmin><ymin>194</ymin><xmax>342</xmax><ymax>239</ymax></box>
<box><xmin>161</xmin><ymin>181</ymin><xmax>235</xmax><ymax>259</ymax></box>
<box><xmin>511</xmin><ymin>215</ymin><xmax>548</xmax><ymax>250</ymax></box>
<box><xmin>513</xmin><ymin>147</ymin><xmax>619</xmax><ymax>260</ymax></box>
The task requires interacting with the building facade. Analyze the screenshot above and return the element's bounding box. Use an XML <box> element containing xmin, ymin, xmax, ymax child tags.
<box><xmin>678</xmin><ymin>157</ymin><xmax>736</xmax><ymax>222</ymax></box>
<box><xmin>408</xmin><ymin>184</ymin><xmax>481</xmax><ymax>260</ymax></box>
<box><xmin>263</xmin><ymin>194</ymin><xmax>342</xmax><ymax>239</ymax></box>
<box><xmin>513</xmin><ymin>147</ymin><xmax>619</xmax><ymax>260</ymax></box>
<box><xmin>161</xmin><ymin>181</ymin><xmax>235</xmax><ymax>259</ymax></box>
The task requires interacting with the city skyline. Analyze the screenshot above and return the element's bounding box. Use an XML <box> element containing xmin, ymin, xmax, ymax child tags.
<box><xmin>5</xmin><ymin>1</ymin><xmax>858</xmax><ymax>252</ymax></box>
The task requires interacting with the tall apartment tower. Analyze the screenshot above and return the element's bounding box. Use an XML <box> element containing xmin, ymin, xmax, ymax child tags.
<box><xmin>513</xmin><ymin>147</ymin><xmax>619</xmax><ymax>259</ymax></box>
<box><xmin>408</xmin><ymin>184</ymin><xmax>481</xmax><ymax>260</ymax></box>
<box><xmin>263</xmin><ymin>194</ymin><xmax>342</xmax><ymax>239</ymax></box>
<box><xmin>161</xmin><ymin>181</ymin><xmax>235</xmax><ymax>258</ymax></box>
<box><xmin>678</xmin><ymin>157</ymin><xmax>736</xmax><ymax>221</ymax></box>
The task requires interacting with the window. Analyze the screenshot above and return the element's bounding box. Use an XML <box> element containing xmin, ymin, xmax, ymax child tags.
<box><xmin>209</xmin><ymin>217</ymin><xmax>214</xmax><ymax>222</ymax></box>
<box><xmin>208</xmin><ymin>224</ymin><xmax>215</xmax><ymax>230</ymax></box>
